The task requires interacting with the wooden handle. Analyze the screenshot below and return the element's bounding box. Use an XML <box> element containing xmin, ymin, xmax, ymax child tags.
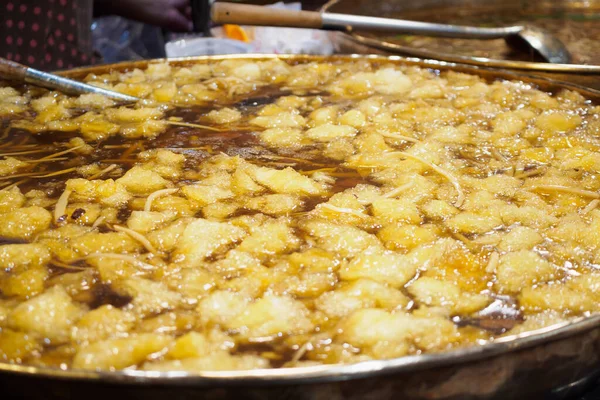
<box><xmin>0</xmin><ymin>58</ymin><xmax>29</xmax><ymax>81</ymax></box>
<box><xmin>211</xmin><ymin>2</ymin><xmax>323</xmax><ymax>29</ymax></box>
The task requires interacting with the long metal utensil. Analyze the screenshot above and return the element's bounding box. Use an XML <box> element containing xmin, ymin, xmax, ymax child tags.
<box><xmin>210</xmin><ymin>2</ymin><xmax>571</xmax><ymax>63</ymax></box>
<box><xmin>0</xmin><ymin>58</ymin><xmax>139</xmax><ymax>102</ymax></box>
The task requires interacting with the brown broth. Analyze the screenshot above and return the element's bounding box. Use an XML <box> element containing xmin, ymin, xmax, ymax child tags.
<box><xmin>1</xmin><ymin>59</ymin><xmax>599</xmax><ymax>371</ymax></box>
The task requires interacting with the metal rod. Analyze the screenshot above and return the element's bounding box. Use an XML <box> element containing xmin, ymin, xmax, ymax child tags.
<box><xmin>321</xmin><ymin>12</ymin><xmax>524</xmax><ymax>39</ymax></box>
<box><xmin>24</xmin><ymin>68</ymin><xmax>139</xmax><ymax>102</ymax></box>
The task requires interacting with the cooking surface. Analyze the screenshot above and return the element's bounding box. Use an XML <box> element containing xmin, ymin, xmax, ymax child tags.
<box><xmin>1</xmin><ymin>57</ymin><xmax>600</xmax><ymax>374</ymax></box>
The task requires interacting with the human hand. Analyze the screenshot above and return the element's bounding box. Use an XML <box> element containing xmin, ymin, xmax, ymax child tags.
<box><xmin>95</xmin><ymin>0</ymin><xmax>193</xmax><ymax>32</ymax></box>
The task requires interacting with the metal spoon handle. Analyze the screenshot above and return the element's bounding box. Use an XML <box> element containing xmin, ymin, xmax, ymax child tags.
<box><xmin>211</xmin><ymin>2</ymin><xmax>523</xmax><ymax>39</ymax></box>
<box><xmin>322</xmin><ymin>13</ymin><xmax>524</xmax><ymax>39</ymax></box>
<box><xmin>0</xmin><ymin>58</ymin><xmax>139</xmax><ymax>102</ymax></box>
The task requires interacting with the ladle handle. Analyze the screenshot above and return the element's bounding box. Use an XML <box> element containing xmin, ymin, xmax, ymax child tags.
<box><xmin>0</xmin><ymin>57</ymin><xmax>139</xmax><ymax>102</ymax></box>
<box><xmin>0</xmin><ymin>57</ymin><xmax>30</xmax><ymax>81</ymax></box>
<box><xmin>211</xmin><ymin>2</ymin><xmax>323</xmax><ymax>29</ymax></box>
<box><xmin>211</xmin><ymin>2</ymin><xmax>524</xmax><ymax>39</ymax></box>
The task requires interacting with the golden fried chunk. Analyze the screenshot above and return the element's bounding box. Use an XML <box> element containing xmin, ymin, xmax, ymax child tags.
<box><xmin>127</xmin><ymin>211</ymin><xmax>177</xmax><ymax>233</ymax></box>
<box><xmin>181</xmin><ymin>185</ymin><xmax>234</xmax><ymax>206</ymax></box>
<box><xmin>76</xmin><ymin>112</ymin><xmax>120</xmax><ymax>141</ymax></box>
<box><xmin>0</xmin><ymin>187</ymin><xmax>26</xmax><ymax>212</ymax></box>
<box><xmin>237</xmin><ymin>219</ymin><xmax>300</xmax><ymax>257</ymax></box>
<box><xmin>316</xmin><ymin>279</ymin><xmax>409</xmax><ymax>318</ymax></box>
<box><xmin>72</xmin><ymin>305</ymin><xmax>136</xmax><ymax>343</ymax></box>
<box><xmin>120</xmin><ymin>120</ymin><xmax>168</xmax><ymax>139</ymax></box>
<box><xmin>166</xmin><ymin>332</ymin><xmax>210</xmax><ymax>359</ymax></box>
<box><xmin>259</xmin><ymin>128</ymin><xmax>304</xmax><ymax>149</ymax></box>
<box><xmin>244</xmin><ymin>194</ymin><xmax>301</xmax><ymax>216</ymax></box>
<box><xmin>138</xmin><ymin>149</ymin><xmax>186</xmax><ymax>179</ymax></box>
<box><xmin>407</xmin><ymin>277</ymin><xmax>490</xmax><ymax>314</ymax></box>
<box><xmin>152</xmin><ymin>82</ymin><xmax>177</xmax><ymax>102</ymax></box>
<box><xmin>48</xmin><ymin>269</ymin><xmax>96</xmax><ymax>298</ymax></box>
<box><xmin>301</xmin><ymin>221</ymin><xmax>381</xmax><ymax>258</ymax></box>
<box><xmin>338</xmin><ymin>309</ymin><xmax>411</xmax><ymax>350</ymax></box>
<box><xmin>8</xmin><ymin>286</ymin><xmax>85</xmax><ymax>343</ymax></box>
<box><xmin>519</xmin><ymin>284</ymin><xmax>594</xmax><ymax>314</ymax></box>
<box><xmin>520</xmin><ymin>274</ymin><xmax>600</xmax><ymax>314</ymax></box>
<box><xmin>74</xmin><ymin>93</ymin><xmax>116</xmax><ymax>109</ymax></box>
<box><xmin>0</xmin><ymin>329</ymin><xmax>41</xmax><ymax>363</ymax></box>
<box><xmin>306</xmin><ymin>124</ymin><xmax>357</xmax><ymax>142</ymax></box>
<box><xmin>105</xmin><ymin>107</ymin><xmax>163</xmax><ymax>123</ymax></box>
<box><xmin>198</xmin><ymin>290</ymin><xmax>249</xmax><ymax>326</ymax></box>
<box><xmin>174</xmin><ymin>218</ymin><xmax>246</xmax><ymax>266</ymax></box>
<box><xmin>495</xmin><ymin>251</ymin><xmax>558</xmax><ymax>294</ymax></box>
<box><xmin>378</xmin><ymin>224</ymin><xmax>439</xmax><ymax>251</ymax></box>
<box><xmin>446</xmin><ymin>212</ymin><xmax>503</xmax><ymax>234</ymax></box>
<box><xmin>0</xmin><ymin>206</ymin><xmax>52</xmax><ymax>240</ymax></box>
<box><xmin>251</xmin><ymin>110</ymin><xmax>306</xmax><ymax>129</ymax></box>
<box><xmin>226</xmin><ymin>295</ymin><xmax>314</xmax><ymax>339</ymax></box>
<box><xmin>535</xmin><ymin>111</ymin><xmax>581</xmax><ymax>133</ymax></box>
<box><xmin>0</xmin><ymin>243</ymin><xmax>51</xmax><ymax>273</ymax></box>
<box><xmin>167</xmin><ymin>268</ymin><xmax>220</xmax><ymax>302</ymax></box>
<box><xmin>340</xmin><ymin>247</ymin><xmax>418</xmax><ymax>288</ymax></box>
<box><xmin>0</xmin><ymin>87</ymin><xmax>28</xmax><ymax>115</ymax></box>
<box><xmin>116</xmin><ymin>166</ymin><xmax>170</xmax><ymax>195</ymax></box>
<box><xmin>334</xmin><ymin>68</ymin><xmax>412</xmax><ymax>96</ymax></box>
<box><xmin>66</xmin><ymin>203</ymin><xmax>102</xmax><ymax>226</ymax></box>
<box><xmin>497</xmin><ymin>226</ymin><xmax>544</xmax><ymax>252</ymax></box>
<box><xmin>114</xmin><ymin>278</ymin><xmax>183</xmax><ymax>317</ymax></box>
<box><xmin>147</xmin><ymin>218</ymin><xmax>191</xmax><ymax>253</ymax></box>
<box><xmin>340</xmin><ymin>307</ymin><xmax>459</xmax><ymax>356</ymax></box>
<box><xmin>67</xmin><ymin>178</ymin><xmax>131</xmax><ymax>207</ymax></box>
<box><xmin>72</xmin><ymin>334</ymin><xmax>172</xmax><ymax>370</ymax></box>
<box><xmin>1</xmin><ymin>267</ymin><xmax>48</xmax><ymax>299</ymax></box>
<box><xmin>249</xmin><ymin>166</ymin><xmax>326</xmax><ymax>196</ymax></box>
<box><xmin>206</xmin><ymin>108</ymin><xmax>242</xmax><ymax>124</ymax></box>
<box><xmin>31</xmin><ymin>96</ymin><xmax>70</xmax><ymax>123</ymax></box>
<box><xmin>69</xmin><ymin>231</ymin><xmax>142</xmax><ymax>258</ymax></box>
<box><xmin>371</xmin><ymin>198</ymin><xmax>422</xmax><ymax>224</ymax></box>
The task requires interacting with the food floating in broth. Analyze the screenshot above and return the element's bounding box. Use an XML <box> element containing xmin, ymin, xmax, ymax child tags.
<box><xmin>0</xmin><ymin>58</ymin><xmax>599</xmax><ymax>371</ymax></box>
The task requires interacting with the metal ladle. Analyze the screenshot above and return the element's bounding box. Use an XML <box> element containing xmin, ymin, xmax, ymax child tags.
<box><xmin>210</xmin><ymin>2</ymin><xmax>572</xmax><ymax>64</ymax></box>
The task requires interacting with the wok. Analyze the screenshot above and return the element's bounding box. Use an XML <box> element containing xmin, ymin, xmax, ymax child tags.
<box><xmin>2</xmin><ymin>54</ymin><xmax>600</xmax><ymax>400</ymax></box>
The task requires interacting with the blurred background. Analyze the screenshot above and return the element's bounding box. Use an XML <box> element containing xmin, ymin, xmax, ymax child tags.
<box><xmin>91</xmin><ymin>0</ymin><xmax>330</xmax><ymax>63</ymax></box>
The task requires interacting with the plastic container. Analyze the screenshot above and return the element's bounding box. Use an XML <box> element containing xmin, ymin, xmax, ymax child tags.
<box><xmin>165</xmin><ymin>37</ymin><xmax>252</xmax><ymax>58</ymax></box>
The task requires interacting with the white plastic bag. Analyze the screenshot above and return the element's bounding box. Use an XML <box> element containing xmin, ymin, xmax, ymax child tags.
<box><xmin>164</xmin><ymin>2</ymin><xmax>334</xmax><ymax>57</ymax></box>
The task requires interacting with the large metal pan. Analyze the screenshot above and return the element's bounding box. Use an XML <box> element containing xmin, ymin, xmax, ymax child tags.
<box><xmin>3</xmin><ymin>54</ymin><xmax>600</xmax><ymax>400</ymax></box>
<box><xmin>323</xmin><ymin>0</ymin><xmax>600</xmax><ymax>75</ymax></box>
